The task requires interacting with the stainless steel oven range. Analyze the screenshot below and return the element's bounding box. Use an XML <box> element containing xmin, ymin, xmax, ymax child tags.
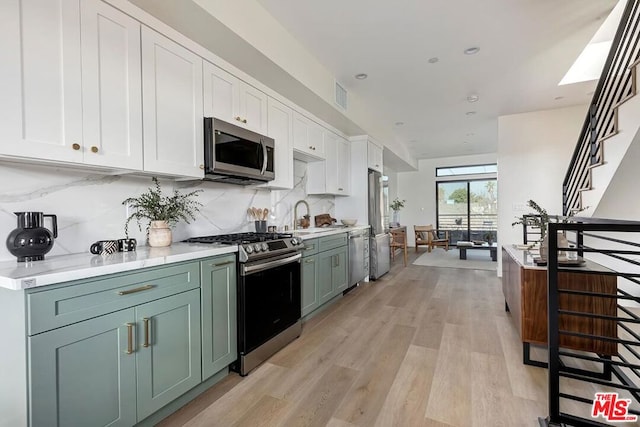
<box><xmin>184</xmin><ymin>232</ymin><xmax>303</xmax><ymax>376</ymax></box>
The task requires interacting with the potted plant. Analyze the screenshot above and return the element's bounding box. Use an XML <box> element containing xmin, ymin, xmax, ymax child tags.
<box><xmin>123</xmin><ymin>177</ymin><xmax>203</xmax><ymax>247</ymax></box>
<box><xmin>512</xmin><ymin>200</ymin><xmax>585</xmax><ymax>260</ymax></box>
<box><xmin>389</xmin><ymin>198</ymin><xmax>406</xmax><ymax>224</ymax></box>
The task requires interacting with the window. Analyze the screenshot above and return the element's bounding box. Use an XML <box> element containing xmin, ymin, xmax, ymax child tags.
<box><xmin>436</xmin><ymin>163</ymin><xmax>497</xmax><ymax>177</ymax></box>
<box><xmin>436</xmin><ymin>179</ymin><xmax>497</xmax><ymax>244</ymax></box>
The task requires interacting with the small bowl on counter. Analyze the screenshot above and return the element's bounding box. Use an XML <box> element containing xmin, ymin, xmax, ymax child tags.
<box><xmin>340</xmin><ymin>219</ymin><xmax>357</xmax><ymax>226</ymax></box>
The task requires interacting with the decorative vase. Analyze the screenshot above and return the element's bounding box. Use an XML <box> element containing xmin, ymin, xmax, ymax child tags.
<box><xmin>539</xmin><ymin>231</ymin><xmax>569</xmax><ymax>261</ymax></box>
<box><xmin>148</xmin><ymin>220</ymin><xmax>172</xmax><ymax>247</ymax></box>
<box><xmin>392</xmin><ymin>210</ymin><xmax>400</xmax><ymax>224</ymax></box>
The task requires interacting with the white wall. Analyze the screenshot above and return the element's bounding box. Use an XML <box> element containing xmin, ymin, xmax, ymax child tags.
<box><xmin>396</xmin><ymin>153</ymin><xmax>498</xmax><ymax>247</ymax></box>
<box><xmin>0</xmin><ymin>161</ymin><xmax>333</xmax><ymax>262</ymax></box>
<box><xmin>497</xmin><ymin>104</ymin><xmax>587</xmax><ymax>275</ymax></box>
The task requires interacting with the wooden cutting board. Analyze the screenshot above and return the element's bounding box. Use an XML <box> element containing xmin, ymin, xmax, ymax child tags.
<box><xmin>314</xmin><ymin>214</ymin><xmax>336</xmax><ymax>227</ymax></box>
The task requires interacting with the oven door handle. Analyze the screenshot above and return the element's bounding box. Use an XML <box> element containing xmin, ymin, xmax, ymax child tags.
<box><xmin>241</xmin><ymin>252</ymin><xmax>301</xmax><ymax>276</ymax></box>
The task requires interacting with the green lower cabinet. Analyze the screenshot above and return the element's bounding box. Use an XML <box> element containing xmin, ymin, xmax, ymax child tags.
<box><xmin>29</xmin><ymin>308</ymin><xmax>137</xmax><ymax>427</ymax></box>
<box><xmin>333</xmin><ymin>246</ymin><xmax>348</xmax><ymax>294</ymax></box>
<box><xmin>28</xmin><ymin>289</ymin><xmax>202</xmax><ymax>426</ymax></box>
<box><xmin>318</xmin><ymin>245</ymin><xmax>348</xmax><ymax>305</ymax></box>
<box><xmin>200</xmin><ymin>255</ymin><xmax>237</xmax><ymax>380</ymax></box>
<box><xmin>301</xmin><ymin>254</ymin><xmax>319</xmax><ymax>316</ymax></box>
<box><xmin>135</xmin><ymin>289</ymin><xmax>202</xmax><ymax>420</ymax></box>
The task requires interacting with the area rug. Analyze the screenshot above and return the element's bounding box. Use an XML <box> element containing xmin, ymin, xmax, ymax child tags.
<box><xmin>412</xmin><ymin>248</ymin><xmax>497</xmax><ymax>271</ymax></box>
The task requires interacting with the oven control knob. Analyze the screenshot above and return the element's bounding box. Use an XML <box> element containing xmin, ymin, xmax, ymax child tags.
<box><xmin>290</xmin><ymin>237</ymin><xmax>299</xmax><ymax>245</ymax></box>
<box><xmin>244</xmin><ymin>245</ymin><xmax>253</xmax><ymax>254</ymax></box>
<box><xmin>261</xmin><ymin>243</ymin><xmax>269</xmax><ymax>251</ymax></box>
<box><xmin>253</xmin><ymin>243</ymin><xmax>261</xmax><ymax>252</ymax></box>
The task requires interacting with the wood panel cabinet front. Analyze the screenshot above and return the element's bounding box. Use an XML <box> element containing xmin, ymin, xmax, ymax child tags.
<box><xmin>502</xmin><ymin>247</ymin><xmax>617</xmax><ymax>356</ymax></box>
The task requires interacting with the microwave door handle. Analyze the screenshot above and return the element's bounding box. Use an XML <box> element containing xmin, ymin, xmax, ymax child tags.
<box><xmin>260</xmin><ymin>139</ymin><xmax>268</xmax><ymax>175</ymax></box>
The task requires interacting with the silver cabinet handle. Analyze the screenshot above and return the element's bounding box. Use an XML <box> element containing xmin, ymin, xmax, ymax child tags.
<box><xmin>211</xmin><ymin>260</ymin><xmax>234</xmax><ymax>267</ymax></box>
<box><xmin>304</xmin><ymin>258</ymin><xmax>315</xmax><ymax>263</ymax></box>
<box><xmin>118</xmin><ymin>284</ymin><xmax>154</xmax><ymax>295</ymax></box>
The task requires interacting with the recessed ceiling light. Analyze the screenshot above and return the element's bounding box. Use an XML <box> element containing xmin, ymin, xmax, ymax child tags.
<box><xmin>466</xmin><ymin>132</ymin><xmax>475</xmax><ymax>136</ymax></box>
<box><xmin>463</xmin><ymin>141</ymin><xmax>470</xmax><ymax>144</ymax></box>
<box><xmin>428</xmin><ymin>57</ymin><xmax>439</xmax><ymax>64</ymax></box>
<box><xmin>394</xmin><ymin>121</ymin><xmax>404</xmax><ymax>126</ymax></box>
<box><xmin>354</xmin><ymin>73</ymin><xmax>368</xmax><ymax>80</ymax></box>
<box><xmin>465</xmin><ymin>111</ymin><xmax>476</xmax><ymax>116</ymax></box>
<box><xmin>410</xmin><ymin>139</ymin><xmax>418</xmax><ymax>143</ymax></box>
<box><xmin>464</xmin><ymin>47</ymin><xmax>480</xmax><ymax>55</ymax></box>
<box><xmin>554</xmin><ymin>96</ymin><xmax>564</xmax><ymax>100</ymax></box>
<box><xmin>467</xmin><ymin>94</ymin><xmax>479</xmax><ymax>103</ymax></box>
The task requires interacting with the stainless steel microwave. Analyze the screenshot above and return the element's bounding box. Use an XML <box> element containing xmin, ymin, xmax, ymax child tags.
<box><xmin>203</xmin><ymin>118</ymin><xmax>275</xmax><ymax>185</ymax></box>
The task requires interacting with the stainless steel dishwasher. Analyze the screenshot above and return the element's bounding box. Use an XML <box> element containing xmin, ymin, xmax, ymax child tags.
<box><xmin>348</xmin><ymin>227</ymin><xmax>369</xmax><ymax>289</ymax></box>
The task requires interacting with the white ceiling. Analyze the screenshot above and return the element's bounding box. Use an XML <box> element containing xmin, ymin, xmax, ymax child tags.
<box><xmin>256</xmin><ymin>0</ymin><xmax>618</xmax><ymax>160</ymax></box>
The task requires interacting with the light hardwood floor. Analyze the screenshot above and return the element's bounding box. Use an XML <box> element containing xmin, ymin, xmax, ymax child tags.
<box><xmin>159</xmin><ymin>251</ymin><xmax>549</xmax><ymax>427</ymax></box>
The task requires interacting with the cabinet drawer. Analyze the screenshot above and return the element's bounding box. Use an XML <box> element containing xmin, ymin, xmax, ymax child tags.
<box><xmin>301</xmin><ymin>238</ymin><xmax>319</xmax><ymax>256</ymax></box>
<box><xmin>27</xmin><ymin>261</ymin><xmax>200</xmax><ymax>335</ymax></box>
<box><xmin>319</xmin><ymin>233</ymin><xmax>348</xmax><ymax>252</ymax></box>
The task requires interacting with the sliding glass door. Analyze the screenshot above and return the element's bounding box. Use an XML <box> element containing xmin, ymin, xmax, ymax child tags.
<box><xmin>436</xmin><ymin>179</ymin><xmax>497</xmax><ymax>244</ymax></box>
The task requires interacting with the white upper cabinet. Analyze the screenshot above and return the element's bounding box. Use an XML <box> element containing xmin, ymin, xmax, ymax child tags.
<box><xmin>307</xmin><ymin>130</ymin><xmax>350</xmax><ymax>196</ymax></box>
<box><xmin>292</xmin><ymin>111</ymin><xmax>325</xmax><ymax>161</ymax></box>
<box><xmin>367</xmin><ymin>140</ymin><xmax>383</xmax><ymax>172</ymax></box>
<box><xmin>0</xmin><ymin>0</ymin><xmax>144</xmax><ymax>170</ymax></box>
<box><xmin>203</xmin><ymin>61</ymin><xmax>267</xmax><ymax>134</ymax></box>
<box><xmin>260</xmin><ymin>97</ymin><xmax>294</xmax><ymax>189</ymax></box>
<box><xmin>335</xmin><ymin>136</ymin><xmax>351</xmax><ymax>195</ymax></box>
<box><xmin>0</xmin><ymin>0</ymin><xmax>83</xmax><ymax>163</ymax></box>
<box><xmin>142</xmin><ymin>27</ymin><xmax>204</xmax><ymax>178</ymax></box>
<box><xmin>81</xmin><ymin>0</ymin><xmax>143</xmax><ymax>170</ymax></box>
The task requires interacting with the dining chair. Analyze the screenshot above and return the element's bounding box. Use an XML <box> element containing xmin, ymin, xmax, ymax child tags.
<box><xmin>390</xmin><ymin>227</ymin><xmax>408</xmax><ymax>267</ymax></box>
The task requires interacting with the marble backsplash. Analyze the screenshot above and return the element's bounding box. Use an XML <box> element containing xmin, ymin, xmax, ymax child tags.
<box><xmin>0</xmin><ymin>160</ymin><xmax>334</xmax><ymax>262</ymax></box>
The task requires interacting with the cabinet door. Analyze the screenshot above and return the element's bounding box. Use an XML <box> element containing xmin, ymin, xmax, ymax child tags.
<box><xmin>324</xmin><ymin>131</ymin><xmax>339</xmax><ymax>192</ymax></box>
<box><xmin>367</xmin><ymin>140</ymin><xmax>383</xmax><ymax>172</ymax></box>
<box><xmin>141</xmin><ymin>27</ymin><xmax>204</xmax><ymax>178</ymax></box>
<box><xmin>0</xmin><ymin>0</ymin><xmax>83</xmax><ymax>163</ymax></box>
<box><xmin>317</xmin><ymin>250</ymin><xmax>335</xmax><ymax>305</ymax></box>
<box><xmin>80</xmin><ymin>0</ymin><xmax>143</xmax><ymax>170</ymax></box>
<box><xmin>292</xmin><ymin>112</ymin><xmax>325</xmax><ymax>160</ymax></box>
<box><xmin>29</xmin><ymin>309</ymin><xmax>136</xmax><ymax>427</ymax></box>
<box><xmin>201</xmin><ymin>255</ymin><xmax>237</xmax><ymax>380</ymax></box>
<box><xmin>239</xmin><ymin>82</ymin><xmax>268</xmax><ymax>134</ymax></box>
<box><xmin>136</xmin><ymin>289</ymin><xmax>202</xmax><ymax>420</ymax></box>
<box><xmin>261</xmin><ymin>97</ymin><xmax>293</xmax><ymax>189</ymax></box>
<box><xmin>333</xmin><ymin>246</ymin><xmax>349</xmax><ymax>294</ymax></box>
<box><xmin>336</xmin><ymin>137</ymin><xmax>351</xmax><ymax>195</ymax></box>
<box><xmin>203</xmin><ymin>61</ymin><xmax>239</xmax><ymax>125</ymax></box>
<box><xmin>301</xmin><ymin>254</ymin><xmax>319</xmax><ymax>316</ymax></box>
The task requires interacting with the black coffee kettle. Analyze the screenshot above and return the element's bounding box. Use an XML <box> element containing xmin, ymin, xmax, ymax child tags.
<box><xmin>6</xmin><ymin>212</ymin><xmax>58</xmax><ymax>262</ymax></box>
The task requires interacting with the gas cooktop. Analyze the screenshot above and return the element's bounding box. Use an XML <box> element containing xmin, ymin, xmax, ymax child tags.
<box><xmin>184</xmin><ymin>232</ymin><xmax>303</xmax><ymax>262</ymax></box>
<box><xmin>183</xmin><ymin>232</ymin><xmax>292</xmax><ymax>245</ymax></box>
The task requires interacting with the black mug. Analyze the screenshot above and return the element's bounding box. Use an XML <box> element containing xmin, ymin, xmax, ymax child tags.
<box><xmin>90</xmin><ymin>238</ymin><xmax>136</xmax><ymax>255</ymax></box>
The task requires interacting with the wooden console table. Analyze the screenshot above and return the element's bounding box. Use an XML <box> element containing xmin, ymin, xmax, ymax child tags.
<box><xmin>501</xmin><ymin>245</ymin><xmax>617</xmax><ymax>366</ymax></box>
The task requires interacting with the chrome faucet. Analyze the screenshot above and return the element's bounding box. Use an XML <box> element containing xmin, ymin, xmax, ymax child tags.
<box><xmin>293</xmin><ymin>200</ymin><xmax>310</xmax><ymax>230</ymax></box>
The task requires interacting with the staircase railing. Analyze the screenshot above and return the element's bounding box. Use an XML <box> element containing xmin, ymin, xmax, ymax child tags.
<box><xmin>563</xmin><ymin>0</ymin><xmax>640</xmax><ymax>216</ymax></box>
<box><xmin>541</xmin><ymin>218</ymin><xmax>640</xmax><ymax>427</ymax></box>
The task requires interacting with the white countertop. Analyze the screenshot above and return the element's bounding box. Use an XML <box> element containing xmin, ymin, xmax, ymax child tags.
<box><xmin>293</xmin><ymin>225</ymin><xmax>370</xmax><ymax>240</ymax></box>
<box><xmin>0</xmin><ymin>243</ymin><xmax>237</xmax><ymax>291</ymax></box>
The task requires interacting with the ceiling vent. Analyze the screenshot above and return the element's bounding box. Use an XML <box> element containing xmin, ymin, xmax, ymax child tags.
<box><xmin>335</xmin><ymin>81</ymin><xmax>348</xmax><ymax>110</ymax></box>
